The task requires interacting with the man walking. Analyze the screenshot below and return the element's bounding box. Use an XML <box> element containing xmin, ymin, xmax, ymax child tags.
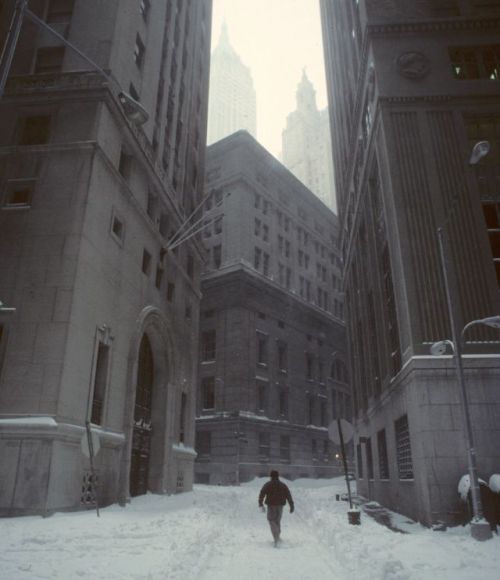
<box><xmin>258</xmin><ymin>470</ymin><xmax>294</xmax><ymax>546</ymax></box>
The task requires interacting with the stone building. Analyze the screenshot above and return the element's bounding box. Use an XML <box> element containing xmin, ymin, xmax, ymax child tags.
<box><xmin>207</xmin><ymin>23</ymin><xmax>257</xmax><ymax>145</ymax></box>
<box><xmin>320</xmin><ymin>0</ymin><xmax>500</xmax><ymax>526</ymax></box>
<box><xmin>0</xmin><ymin>0</ymin><xmax>212</xmax><ymax>515</ymax></box>
<box><xmin>282</xmin><ymin>70</ymin><xmax>336</xmax><ymax>211</ymax></box>
<box><xmin>194</xmin><ymin>131</ymin><xmax>350</xmax><ymax>485</ymax></box>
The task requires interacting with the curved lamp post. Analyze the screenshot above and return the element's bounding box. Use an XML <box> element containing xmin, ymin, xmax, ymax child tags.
<box><xmin>0</xmin><ymin>0</ymin><xmax>148</xmax><ymax>124</ymax></box>
<box><xmin>431</xmin><ymin>140</ymin><xmax>495</xmax><ymax>541</ymax></box>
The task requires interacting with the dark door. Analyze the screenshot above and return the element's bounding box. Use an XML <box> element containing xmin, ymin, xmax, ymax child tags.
<box><xmin>130</xmin><ymin>334</ymin><xmax>154</xmax><ymax>497</ymax></box>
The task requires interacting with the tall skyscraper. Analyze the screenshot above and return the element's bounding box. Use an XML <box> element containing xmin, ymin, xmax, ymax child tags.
<box><xmin>207</xmin><ymin>23</ymin><xmax>257</xmax><ymax>144</ymax></box>
<box><xmin>0</xmin><ymin>0</ymin><xmax>212</xmax><ymax>515</ymax></box>
<box><xmin>320</xmin><ymin>0</ymin><xmax>500</xmax><ymax>529</ymax></box>
<box><xmin>194</xmin><ymin>131</ymin><xmax>349</xmax><ymax>485</ymax></box>
<box><xmin>282</xmin><ymin>70</ymin><xmax>336</xmax><ymax>211</ymax></box>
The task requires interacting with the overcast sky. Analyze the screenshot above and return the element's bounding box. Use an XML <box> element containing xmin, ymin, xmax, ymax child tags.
<box><xmin>210</xmin><ymin>0</ymin><xmax>328</xmax><ymax>158</ymax></box>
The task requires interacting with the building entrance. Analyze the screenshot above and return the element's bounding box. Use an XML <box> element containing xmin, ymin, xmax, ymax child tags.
<box><xmin>130</xmin><ymin>334</ymin><xmax>154</xmax><ymax>496</ymax></box>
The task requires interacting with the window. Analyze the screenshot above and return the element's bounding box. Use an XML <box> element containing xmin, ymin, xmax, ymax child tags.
<box><xmin>307</xmin><ymin>395</ymin><xmax>314</xmax><ymax>425</ymax></box>
<box><xmin>331</xmin><ymin>389</ymin><xmax>337</xmax><ymax>419</ymax></box>
<box><xmin>395</xmin><ymin>415</ymin><xmax>414</xmax><ymax>480</ymax></box>
<box><xmin>147</xmin><ymin>192</ymin><xmax>157</xmax><ymax>220</ymax></box>
<box><xmin>178</xmin><ymin>392</ymin><xmax>188</xmax><ymax>443</ymax></box>
<box><xmin>257</xmin><ymin>332</ymin><xmax>268</xmax><ymax>365</ymax></box>
<box><xmin>279</xmin><ymin>389</ymin><xmax>288</xmax><ymax>418</ymax></box>
<box><xmin>254</xmin><ymin>247</ymin><xmax>261</xmax><ymax>270</ymax></box>
<box><xmin>134</xmin><ymin>34</ymin><xmax>146</xmax><ymax>69</ymax></box>
<box><xmin>129</xmin><ymin>83</ymin><xmax>140</xmax><ymax>102</ymax></box>
<box><xmin>201</xmin><ymin>330</ymin><xmax>216</xmax><ymax>361</ymax></box>
<box><xmin>141</xmin><ymin>249</ymin><xmax>151</xmax><ymax>275</ymax></box>
<box><xmin>277</xmin><ymin>341</ymin><xmax>287</xmax><ymax>371</ymax></box>
<box><xmin>118</xmin><ymin>148</ymin><xmax>133</xmax><ymax>179</ymax></box>
<box><xmin>196</xmin><ymin>431</ymin><xmax>211</xmax><ymax>456</ymax></box>
<box><xmin>366</xmin><ymin>437</ymin><xmax>374</xmax><ymax>480</ymax></box>
<box><xmin>3</xmin><ymin>178</ymin><xmax>36</xmax><ymax>208</ymax></box>
<box><xmin>155</xmin><ymin>266</ymin><xmax>163</xmax><ymax>289</ymax></box>
<box><xmin>254</xmin><ymin>218</ymin><xmax>261</xmax><ymax>236</ymax></box>
<box><xmin>312</xmin><ymin>439</ymin><xmax>317</xmax><ymax>459</ymax></box>
<box><xmin>306</xmin><ymin>353</ymin><xmax>314</xmax><ymax>380</ymax></box>
<box><xmin>378</xmin><ymin>429</ymin><xmax>390</xmax><ymax>479</ymax></box>
<box><xmin>257</xmin><ymin>381</ymin><xmax>266</xmax><ymax>412</ymax></box>
<box><xmin>482</xmin><ymin>202</ymin><xmax>500</xmax><ymax>284</ymax></box>
<box><xmin>34</xmin><ymin>47</ymin><xmax>64</xmax><ymax>74</ymax></box>
<box><xmin>320</xmin><ymin>401</ymin><xmax>327</xmax><ymax>427</ymax></box>
<box><xmin>213</xmin><ymin>244</ymin><xmax>222</xmax><ymax>269</ymax></box>
<box><xmin>286</xmin><ymin>268</ymin><xmax>291</xmax><ymax>289</ymax></box>
<box><xmin>318</xmin><ymin>360</ymin><xmax>324</xmax><ymax>383</ymax></box>
<box><xmin>111</xmin><ymin>215</ymin><xmax>124</xmax><ymax>242</ymax></box>
<box><xmin>201</xmin><ymin>377</ymin><xmax>215</xmax><ymax>410</ymax></box>
<box><xmin>214</xmin><ymin>216</ymin><xmax>222</xmax><ymax>234</ymax></box>
<box><xmin>18</xmin><ymin>115</ymin><xmax>51</xmax><ymax>145</ymax></box>
<box><xmin>167</xmin><ymin>282</ymin><xmax>175</xmax><ymax>302</ymax></box>
<box><xmin>46</xmin><ymin>0</ymin><xmax>75</xmax><ymax>23</ymax></box>
<box><xmin>90</xmin><ymin>330</ymin><xmax>112</xmax><ymax>426</ymax></box>
<box><xmin>323</xmin><ymin>440</ymin><xmax>329</xmax><ymax>459</ymax></box>
<box><xmin>280</xmin><ymin>435</ymin><xmax>290</xmax><ymax>461</ymax></box>
<box><xmin>259</xmin><ymin>432</ymin><xmax>270</xmax><ymax>458</ymax></box>
<box><xmin>263</xmin><ymin>224</ymin><xmax>269</xmax><ymax>242</ymax></box>
<box><xmin>450</xmin><ymin>45</ymin><xmax>500</xmax><ymax>80</ymax></box>
<box><xmin>263</xmin><ymin>253</ymin><xmax>270</xmax><ymax>276</ymax></box>
<box><xmin>357</xmin><ymin>443</ymin><xmax>363</xmax><ymax>478</ymax></box>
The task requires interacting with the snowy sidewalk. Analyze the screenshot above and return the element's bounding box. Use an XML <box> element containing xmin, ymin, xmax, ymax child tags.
<box><xmin>0</xmin><ymin>477</ymin><xmax>499</xmax><ymax>580</ymax></box>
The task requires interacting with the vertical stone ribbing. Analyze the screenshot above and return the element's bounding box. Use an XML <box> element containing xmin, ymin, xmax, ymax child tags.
<box><xmin>391</xmin><ymin>112</ymin><xmax>448</xmax><ymax>342</ymax></box>
<box><xmin>428</xmin><ymin>111</ymin><xmax>491</xmax><ymax>327</ymax></box>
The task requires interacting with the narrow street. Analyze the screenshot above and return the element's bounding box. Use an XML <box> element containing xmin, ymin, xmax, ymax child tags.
<box><xmin>1</xmin><ymin>478</ymin><xmax>499</xmax><ymax>580</ymax></box>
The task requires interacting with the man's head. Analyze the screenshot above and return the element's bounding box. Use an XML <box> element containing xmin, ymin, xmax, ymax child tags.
<box><xmin>270</xmin><ymin>470</ymin><xmax>279</xmax><ymax>480</ymax></box>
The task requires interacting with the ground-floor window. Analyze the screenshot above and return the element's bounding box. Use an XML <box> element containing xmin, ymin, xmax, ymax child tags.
<box><xmin>395</xmin><ymin>414</ymin><xmax>414</xmax><ymax>480</ymax></box>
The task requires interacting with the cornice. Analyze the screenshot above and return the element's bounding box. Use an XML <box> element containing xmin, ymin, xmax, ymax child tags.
<box><xmin>368</xmin><ymin>17</ymin><xmax>500</xmax><ymax>36</ymax></box>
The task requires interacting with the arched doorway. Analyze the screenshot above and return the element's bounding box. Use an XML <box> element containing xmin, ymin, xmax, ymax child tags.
<box><xmin>130</xmin><ymin>334</ymin><xmax>154</xmax><ymax>496</ymax></box>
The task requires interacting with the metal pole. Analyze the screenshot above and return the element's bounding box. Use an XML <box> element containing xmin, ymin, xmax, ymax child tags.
<box><xmin>0</xmin><ymin>0</ymin><xmax>28</xmax><ymax>99</ymax></box>
<box><xmin>437</xmin><ymin>227</ymin><xmax>491</xmax><ymax>540</ymax></box>
<box><xmin>337</xmin><ymin>418</ymin><xmax>353</xmax><ymax>509</ymax></box>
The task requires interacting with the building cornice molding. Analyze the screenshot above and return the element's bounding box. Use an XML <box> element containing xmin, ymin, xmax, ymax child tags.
<box><xmin>367</xmin><ymin>17</ymin><xmax>500</xmax><ymax>36</ymax></box>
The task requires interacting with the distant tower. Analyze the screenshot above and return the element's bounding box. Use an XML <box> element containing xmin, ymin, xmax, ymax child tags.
<box><xmin>207</xmin><ymin>23</ymin><xmax>257</xmax><ymax>144</ymax></box>
<box><xmin>282</xmin><ymin>70</ymin><xmax>336</xmax><ymax>211</ymax></box>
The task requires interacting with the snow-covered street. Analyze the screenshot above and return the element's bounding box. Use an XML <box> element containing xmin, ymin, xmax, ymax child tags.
<box><xmin>0</xmin><ymin>477</ymin><xmax>499</xmax><ymax>580</ymax></box>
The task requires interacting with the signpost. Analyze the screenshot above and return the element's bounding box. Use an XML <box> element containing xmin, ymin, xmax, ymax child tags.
<box><xmin>328</xmin><ymin>418</ymin><xmax>360</xmax><ymax>524</ymax></box>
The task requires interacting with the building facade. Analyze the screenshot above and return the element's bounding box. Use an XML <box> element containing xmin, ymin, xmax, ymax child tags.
<box><xmin>282</xmin><ymin>70</ymin><xmax>336</xmax><ymax>211</ymax></box>
<box><xmin>206</xmin><ymin>23</ymin><xmax>257</xmax><ymax>145</ymax></box>
<box><xmin>194</xmin><ymin>131</ymin><xmax>350</xmax><ymax>485</ymax></box>
<box><xmin>320</xmin><ymin>0</ymin><xmax>500</xmax><ymax>526</ymax></box>
<box><xmin>0</xmin><ymin>0</ymin><xmax>212</xmax><ymax>515</ymax></box>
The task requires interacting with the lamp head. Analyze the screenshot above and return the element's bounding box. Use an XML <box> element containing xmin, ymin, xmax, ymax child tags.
<box><xmin>480</xmin><ymin>315</ymin><xmax>500</xmax><ymax>329</ymax></box>
<box><xmin>118</xmin><ymin>91</ymin><xmax>149</xmax><ymax>125</ymax></box>
<box><xmin>469</xmin><ymin>141</ymin><xmax>490</xmax><ymax>165</ymax></box>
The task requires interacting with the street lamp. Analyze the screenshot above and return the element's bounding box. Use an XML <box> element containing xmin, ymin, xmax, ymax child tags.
<box><xmin>431</xmin><ymin>140</ymin><xmax>494</xmax><ymax>541</ymax></box>
<box><xmin>0</xmin><ymin>0</ymin><xmax>148</xmax><ymax>124</ymax></box>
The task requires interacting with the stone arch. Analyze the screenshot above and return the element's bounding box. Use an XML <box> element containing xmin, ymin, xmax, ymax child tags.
<box><xmin>119</xmin><ymin>307</ymin><xmax>177</xmax><ymax>502</ymax></box>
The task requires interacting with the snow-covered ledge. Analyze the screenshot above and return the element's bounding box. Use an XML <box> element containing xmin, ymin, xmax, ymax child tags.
<box><xmin>172</xmin><ymin>442</ymin><xmax>197</xmax><ymax>458</ymax></box>
<box><xmin>0</xmin><ymin>415</ymin><xmax>125</xmax><ymax>448</ymax></box>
